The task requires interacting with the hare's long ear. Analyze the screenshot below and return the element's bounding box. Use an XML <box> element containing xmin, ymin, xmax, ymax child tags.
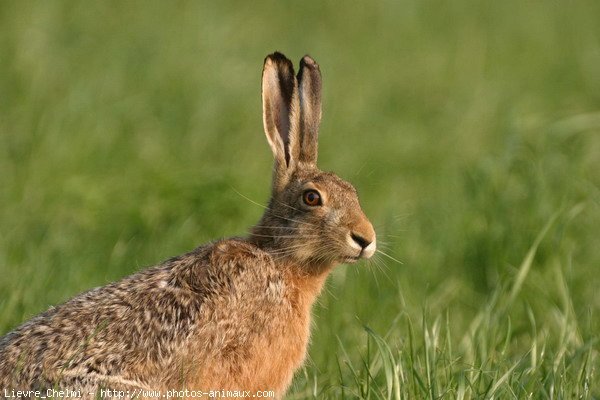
<box><xmin>262</xmin><ymin>52</ymin><xmax>301</xmax><ymax>191</ymax></box>
<box><xmin>296</xmin><ymin>55</ymin><xmax>322</xmax><ymax>165</ymax></box>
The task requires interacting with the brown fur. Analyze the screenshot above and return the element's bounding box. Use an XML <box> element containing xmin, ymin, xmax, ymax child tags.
<box><xmin>0</xmin><ymin>53</ymin><xmax>376</xmax><ymax>399</ymax></box>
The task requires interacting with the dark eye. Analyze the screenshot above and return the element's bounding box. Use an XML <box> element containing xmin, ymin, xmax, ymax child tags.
<box><xmin>302</xmin><ymin>190</ymin><xmax>322</xmax><ymax>207</ymax></box>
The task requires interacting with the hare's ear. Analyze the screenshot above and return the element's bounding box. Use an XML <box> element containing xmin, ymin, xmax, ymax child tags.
<box><xmin>262</xmin><ymin>53</ymin><xmax>301</xmax><ymax>186</ymax></box>
<box><xmin>296</xmin><ymin>55</ymin><xmax>322</xmax><ymax>165</ymax></box>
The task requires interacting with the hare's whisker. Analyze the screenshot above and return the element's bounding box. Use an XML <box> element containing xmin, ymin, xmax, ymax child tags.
<box><xmin>251</xmin><ymin>225</ymin><xmax>305</xmax><ymax>230</ymax></box>
<box><xmin>370</xmin><ymin>257</ymin><xmax>393</xmax><ymax>283</ymax></box>
<box><xmin>230</xmin><ymin>187</ymin><xmax>318</xmax><ymax>229</ymax></box>
<box><xmin>272</xmin><ymin>198</ymin><xmax>304</xmax><ymax>213</ymax></box>
<box><xmin>370</xmin><ymin>261</ymin><xmax>381</xmax><ymax>289</ymax></box>
<box><xmin>268</xmin><ymin>243</ymin><xmax>317</xmax><ymax>255</ymax></box>
<box><xmin>375</xmin><ymin>249</ymin><xmax>403</xmax><ymax>265</ymax></box>
<box><xmin>270</xmin><ymin>213</ymin><xmax>319</xmax><ymax>228</ymax></box>
<box><xmin>230</xmin><ymin>186</ymin><xmax>270</xmax><ymax>210</ymax></box>
<box><xmin>248</xmin><ymin>232</ymin><xmax>320</xmax><ymax>239</ymax></box>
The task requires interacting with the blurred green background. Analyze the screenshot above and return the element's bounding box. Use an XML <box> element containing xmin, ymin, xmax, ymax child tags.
<box><xmin>1</xmin><ymin>1</ymin><xmax>599</xmax><ymax>398</ymax></box>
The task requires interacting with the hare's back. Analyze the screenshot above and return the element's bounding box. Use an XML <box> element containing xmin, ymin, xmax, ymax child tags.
<box><xmin>0</xmin><ymin>239</ymin><xmax>287</xmax><ymax>390</ymax></box>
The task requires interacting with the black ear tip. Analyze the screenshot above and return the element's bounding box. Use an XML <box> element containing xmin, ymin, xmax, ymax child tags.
<box><xmin>265</xmin><ymin>51</ymin><xmax>290</xmax><ymax>64</ymax></box>
<box><xmin>264</xmin><ymin>52</ymin><xmax>295</xmax><ymax>75</ymax></box>
<box><xmin>300</xmin><ymin>55</ymin><xmax>318</xmax><ymax>68</ymax></box>
<box><xmin>297</xmin><ymin>55</ymin><xmax>321</xmax><ymax>83</ymax></box>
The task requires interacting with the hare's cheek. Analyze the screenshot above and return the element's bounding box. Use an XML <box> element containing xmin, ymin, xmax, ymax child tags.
<box><xmin>324</xmin><ymin>209</ymin><xmax>342</xmax><ymax>225</ymax></box>
<box><xmin>294</xmin><ymin>244</ymin><xmax>317</xmax><ymax>261</ymax></box>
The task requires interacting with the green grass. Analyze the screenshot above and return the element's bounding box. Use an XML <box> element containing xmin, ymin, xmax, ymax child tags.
<box><xmin>1</xmin><ymin>1</ymin><xmax>599</xmax><ymax>398</ymax></box>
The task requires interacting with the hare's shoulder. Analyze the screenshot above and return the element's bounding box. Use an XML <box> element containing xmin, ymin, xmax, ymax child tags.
<box><xmin>155</xmin><ymin>238</ymin><xmax>284</xmax><ymax>305</ymax></box>
<box><xmin>198</xmin><ymin>238</ymin><xmax>284</xmax><ymax>297</ymax></box>
<box><xmin>205</xmin><ymin>238</ymin><xmax>276</xmax><ymax>274</ymax></box>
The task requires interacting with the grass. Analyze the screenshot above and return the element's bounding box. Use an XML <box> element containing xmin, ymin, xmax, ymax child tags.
<box><xmin>1</xmin><ymin>1</ymin><xmax>599</xmax><ymax>398</ymax></box>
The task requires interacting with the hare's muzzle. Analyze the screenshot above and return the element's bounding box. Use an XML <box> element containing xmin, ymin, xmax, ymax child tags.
<box><xmin>350</xmin><ymin>232</ymin><xmax>376</xmax><ymax>259</ymax></box>
<box><xmin>347</xmin><ymin>218</ymin><xmax>376</xmax><ymax>260</ymax></box>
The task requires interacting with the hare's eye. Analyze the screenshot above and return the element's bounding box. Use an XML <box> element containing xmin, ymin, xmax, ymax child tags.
<box><xmin>302</xmin><ymin>190</ymin><xmax>322</xmax><ymax>207</ymax></box>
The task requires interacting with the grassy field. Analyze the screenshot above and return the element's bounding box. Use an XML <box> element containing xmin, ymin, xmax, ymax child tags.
<box><xmin>1</xmin><ymin>1</ymin><xmax>599</xmax><ymax>398</ymax></box>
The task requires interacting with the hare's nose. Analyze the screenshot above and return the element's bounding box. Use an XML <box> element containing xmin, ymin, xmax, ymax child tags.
<box><xmin>349</xmin><ymin>219</ymin><xmax>376</xmax><ymax>258</ymax></box>
<box><xmin>351</xmin><ymin>233</ymin><xmax>372</xmax><ymax>249</ymax></box>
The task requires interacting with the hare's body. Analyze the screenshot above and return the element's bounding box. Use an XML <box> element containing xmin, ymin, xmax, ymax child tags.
<box><xmin>0</xmin><ymin>53</ymin><xmax>376</xmax><ymax>399</ymax></box>
<box><xmin>0</xmin><ymin>239</ymin><xmax>326</xmax><ymax>396</ymax></box>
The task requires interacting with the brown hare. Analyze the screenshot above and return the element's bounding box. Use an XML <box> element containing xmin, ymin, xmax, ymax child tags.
<box><xmin>0</xmin><ymin>52</ymin><xmax>376</xmax><ymax>399</ymax></box>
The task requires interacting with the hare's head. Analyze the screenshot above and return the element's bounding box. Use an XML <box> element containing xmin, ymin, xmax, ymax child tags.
<box><xmin>251</xmin><ymin>52</ymin><xmax>375</xmax><ymax>271</ymax></box>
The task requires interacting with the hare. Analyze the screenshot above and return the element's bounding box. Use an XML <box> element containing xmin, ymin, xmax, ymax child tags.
<box><xmin>0</xmin><ymin>52</ymin><xmax>376</xmax><ymax>399</ymax></box>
